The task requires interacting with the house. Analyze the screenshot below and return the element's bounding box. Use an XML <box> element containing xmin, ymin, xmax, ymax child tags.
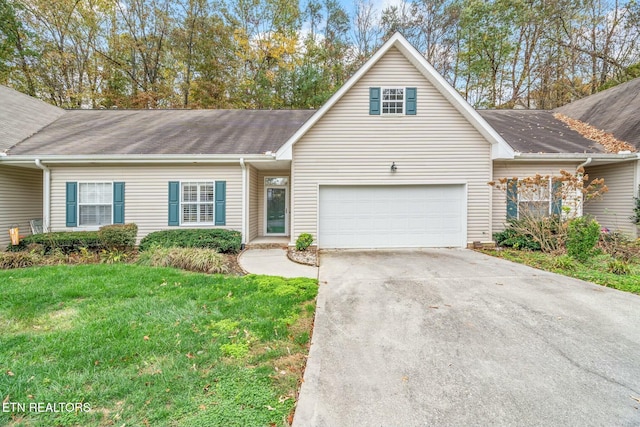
<box><xmin>0</xmin><ymin>33</ymin><xmax>638</xmax><ymax>250</ymax></box>
<box><xmin>0</xmin><ymin>86</ymin><xmax>64</xmax><ymax>247</ymax></box>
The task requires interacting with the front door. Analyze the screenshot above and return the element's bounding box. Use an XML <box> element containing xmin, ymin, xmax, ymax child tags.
<box><xmin>265</xmin><ymin>180</ymin><xmax>288</xmax><ymax>235</ymax></box>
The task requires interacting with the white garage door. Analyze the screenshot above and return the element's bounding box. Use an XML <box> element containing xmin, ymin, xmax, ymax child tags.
<box><xmin>319</xmin><ymin>185</ymin><xmax>466</xmax><ymax>248</ymax></box>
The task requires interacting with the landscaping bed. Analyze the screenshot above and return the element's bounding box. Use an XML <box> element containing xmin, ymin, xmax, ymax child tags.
<box><xmin>0</xmin><ymin>264</ymin><xmax>318</xmax><ymax>426</ymax></box>
<box><xmin>481</xmin><ymin>248</ymin><xmax>640</xmax><ymax>294</ymax></box>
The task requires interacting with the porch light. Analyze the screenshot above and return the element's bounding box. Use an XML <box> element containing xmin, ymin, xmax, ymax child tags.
<box><xmin>391</xmin><ymin>162</ymin><xmax>397</xmax><ymax>172</ymax></box>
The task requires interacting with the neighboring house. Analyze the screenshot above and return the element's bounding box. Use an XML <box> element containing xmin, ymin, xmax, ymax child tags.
<box><xmin>0</xmin><ymin>86</ymin><xmax>65</xmax><ymax>248</ymax></box>
<box><xmin>0</xmin><ymin>33</ymin><xmax>638</xmax><ymax>250</ymax></box>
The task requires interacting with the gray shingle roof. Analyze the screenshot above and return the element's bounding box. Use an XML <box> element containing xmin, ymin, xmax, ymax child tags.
<box><xmin>8</xmin><ymin>109</ymin><xmax>315</xmax><ymax>156</ymax></box>
<box><xmin>0</xmin><ymin>85</ymin><xmax>64</xmax><ymax>152</ymax></box>
<box><xmin>478</xmin><ymin>110</ymin><xmax>607</xmax><ymax>154</ymax></box>
<box><xmin>554</xmin><ymin>78</ymin><xmax>640</xmax><ymax>150</ymax></box>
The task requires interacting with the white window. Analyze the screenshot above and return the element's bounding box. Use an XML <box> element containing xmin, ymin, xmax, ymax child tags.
<box><xmin>78</xmin><ymin>182</ymin><xmax>112</xmax><ymax>226</ymax></box>
<box><xmin>181</xmin><ymin>182</ymin><xmax>214</xmax><ymax>224</ymax></box>
<box><xmin>518</xmin><ymin>179</ymin><xmax>552</xmax><ymax>218</ymax></box>
<box><xmin>382</xmin><ymin>88</ymin><xmax>404</xmax><ymax>114</ymax></box>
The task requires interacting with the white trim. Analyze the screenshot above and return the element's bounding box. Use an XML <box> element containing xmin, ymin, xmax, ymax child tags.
<box><xmin>0</xmin><ymin>154</ymin><xmax>275</xmax><ymax>164</ymax></box>
<box><xmin>180</xmin><ymin>181</ymin><xmax>216</xmax><ymax>226</ymax></box>
<box><xmin>263</xmin><ymin>176</ymin><xmax>289</xmax><ymax>236</ymax></box>
<box><xmin>240</xmin><ymin>158</ymin><xmax>247</xmax><ymax>244</ymax></box>
<box><xmin>34</xmin><ymin>159</ymin><xmax>50</xmax><ymax>232</ymax></box>
<box><xmin>381</xmin><ymin>87</ymin><xmax>405</xmax><ymax>116</ymax></box>
<box><xmin>275</xmin><ymin>32</ymin><xmax>515</xmax><ymax>161</ymax></box>
<box><xmin>77</xmin><ymin>181</ymin><xmax>114</xmax><ymax>227</ymax></box>
<box><xmin>516</xmin><ymin>177</ymin><xmax>553</xmax><ymax>219</ymax></box>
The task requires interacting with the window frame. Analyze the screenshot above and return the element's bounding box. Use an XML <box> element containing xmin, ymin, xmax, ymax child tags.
<box><xmin>77</xmin><ymin>181</ymin><xmax>114</xmax><ymax>227</ymax></box>
<box><xmin>180</xmin><ymin>181</ymin><xmax>215</xmax><ymax>225</ymax></box>
<box><xmin>516</xmin><ymin>177</ymin><xmax>552</xmax><ymax>219</ymax></box>
<box><xmin>381</xmin><ymin>87</ymin><xmax>405</xmax><ymax>116</ymax></box>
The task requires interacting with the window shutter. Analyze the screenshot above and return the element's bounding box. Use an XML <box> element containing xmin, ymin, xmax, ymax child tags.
<box><xmin>551</xmin><ymin>179</ymin><xmax>562</xmax><ymax>215</ymax></box>
<box><xmin>113</xmin><ymin>182</ymin><xmax>125</xmax><ymax>224</ymax></box>
<box><xmin>369</xmin><ymin>87</ymin><xmax>380</xmax><ymax>115</ymax></box>
<box><xmin>506</xmin><ymin>179</ymin><xmax>518</xmax><ymax>220</ymax></box>
<box><xmin>168</xmin><ymin>181</ymin><xmax>180</xmax><ymax>226</ymax></box>
<box><xmin>215</xmin><ymin>181</ymin><xmax>226</xmax><ymax>226</ymax></box>
<box><xmin>66</xmin><ymin>182</ymin><xmax>77</xmax><ymax>227</ymax></box>
<box><xmin>406</xmin><ymin>87</ymin><xmax>417</xmax><ymax>115</ymax></box>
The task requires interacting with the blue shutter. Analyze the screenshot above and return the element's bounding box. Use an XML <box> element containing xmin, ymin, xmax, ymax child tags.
<box><xmin>113</xmin><ymin>182</ymin><xmax>125</xmax><ymax>224</ymax></box>
<box><xmin>506</xmin><ymin>179</ymin><xmax>518</xmax><ymax>221</ymax></box>
<box><xmin>66</xmin><ymin>182</ymin><xmax>77</xmax><ymax>227</ymax></box>
<box><xmin>168</xmin><ymin>181</ymin><xmax>180</xmax><ymax>226</ymax></box>
<box><xmin>551</xmin><ymin>179</ymin><xmax>562</xmax><ymax>216</ymax></box>
<box><xmin>369</xmin><ymin>87</ymin><xmax>380</xmax><ymax>115</ymax></box>
<box><xmin>406</xmin><ymin>87</ymin><xmax>417</xmax><ymax>115</ymax></box>
<box><xmin>215</xmin><ymin>181</ymin><xmax>226</xmax><ymax>226</ymax></box>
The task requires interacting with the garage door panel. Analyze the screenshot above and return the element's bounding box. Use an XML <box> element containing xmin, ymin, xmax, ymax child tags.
<box><xmin>319</xmin><ymin>185</ymin><xmax>465</xmax><ymax>248</ymax></box>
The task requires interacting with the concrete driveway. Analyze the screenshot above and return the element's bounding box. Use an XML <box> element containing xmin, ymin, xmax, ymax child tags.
<box><xmin>294</xmin><ymin>249</ymin><xmax>640</xmax><ymax>427</ymax></box>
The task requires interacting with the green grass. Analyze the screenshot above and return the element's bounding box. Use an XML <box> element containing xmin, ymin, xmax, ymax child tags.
<box><xmin>483</xmin><ymin>249</ymin><xmax>640</xmax><ymax>294</ymax></box>
<box><xmin>0</xmin><ymin>264</ymin><xmax>318</xmax><ymax>426</ymax></box>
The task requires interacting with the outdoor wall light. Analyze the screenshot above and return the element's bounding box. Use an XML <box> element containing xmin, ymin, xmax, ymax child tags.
<box><xmin>390</xmin><ymin>162</ymin><xmax>397</xmax><ymax>172</ymax></box>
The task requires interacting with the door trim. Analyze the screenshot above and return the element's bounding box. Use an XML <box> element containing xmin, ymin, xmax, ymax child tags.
<box><xmin>264</xmin><ymin>179</ymin><xmax>289</xmax><ymax>236</ymax></box>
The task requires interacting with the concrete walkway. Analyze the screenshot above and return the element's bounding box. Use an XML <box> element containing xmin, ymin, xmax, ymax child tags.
<box><xmin>238</xmin><ymin>248</ymin><xmax>318</xmax><ymax>279</ymax></box>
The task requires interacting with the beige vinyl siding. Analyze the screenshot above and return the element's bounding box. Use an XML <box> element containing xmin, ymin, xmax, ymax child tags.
<box><xmin>0</xmin><ymin>165</ymin><xmax>43</xmax><ymax>249</ymax></box>
<box><xmin>49</xmin><ymin>164</ymin><xmax>242</xmax><ymax>241</ymax></box>
<box><xmin>292</xmin><ymin>46</ymin><xmax>493</xmax><ymax>245</ymax></box>
<box><xmin>257</xmin><ymin>170</ymin><xmax>290</xmax><ymax>237</ymax></box>
<box><xmin>584</xmin><ymin>162</ymin><xmax>638</xmax><ymax>238</ymax></box>
<box><xmin>492</xmin><ymin>161</ymin><xmax>581</xmax><ymax>233</ymax></box>
<box><xmin>248</xmin><ymin>165</ymin><xmax>259</xmax><ymax>241</ymax></box>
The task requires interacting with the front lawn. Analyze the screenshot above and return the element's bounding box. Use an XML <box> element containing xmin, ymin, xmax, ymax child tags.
<box><xmin>0</xmin><ymin>264</ymin><xmax>317</xmax><ymax>426</ymax></box>
<box><xmin>483</xmin><ymin>249</ymin><xmax>640</xmax><ymax>295</ymax></box>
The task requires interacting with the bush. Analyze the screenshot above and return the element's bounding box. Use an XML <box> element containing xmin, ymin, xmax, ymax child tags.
<box><xmin>296</xmin><ymin>233</ymin><xmax>314</xmax><ymax>251</ymax></box>
<box><xmin>7</xmin><ymin>231</ymin><xmax>102</xmax><ymax>254</ymax></box>
<box><xmin>137</xmin><ymin>245</ymin><xmax>227</xmax><ymax>274</ymax></box>
<box><xmin>551</xmin><ymin>254</ymin><xmax>578</xmax><ymax>271</ymax></box>
<box><xmin>566</xmin><ymin>216</ymin><xmax>601</xmax><ymax>262</ymax></box>
<box><xmin>493</xmin><ymin>227</ymin><xmax>541</xmax><ymax>251</ymax></box>
<box><xmin>608</xmin><ymin>259</ymin><xmax>631</xmax><ymax>275</ymax></box>
<box><xmin>98</xmin><ymin>223</ymin><xmax>138</xmax><ymax>250</ymax></box>
<box><xmin>0</xmin><ymin>251</ymin><xmax>43</xmax><ymax>269</ymax></box>
<box><xmin>138</xmin><ymin>229</ymin><xmax>241</xmax><ymax>253</ymax></box>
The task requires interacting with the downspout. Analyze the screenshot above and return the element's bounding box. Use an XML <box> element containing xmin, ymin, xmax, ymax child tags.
<box><xmin>34</xmin><ymin>159</ymin><xmax>50</xmax><ymax>232</ymax></box>
<box><xmin>577</xmin><ymin>157</ymin><xmax>592</xmax><ymax>170</ymax></box>
<box><xmin>240</xmin><ymin>158</ymin><xmax>247</xmax><ymax>249</ymax></box>
<box><xmin>576</xmin><ymin>157</ymin><xmax>592</xmax><ymax>217</ymax></box>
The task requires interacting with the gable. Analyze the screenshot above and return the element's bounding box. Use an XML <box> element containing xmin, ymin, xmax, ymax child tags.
<box><xmin>276</xmin><ymin>32</ymin><xmax>514</xmax><ymax>160</ymax></box>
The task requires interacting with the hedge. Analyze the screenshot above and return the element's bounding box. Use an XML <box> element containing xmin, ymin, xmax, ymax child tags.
<box><xmin>7</xmin><ymin>223</ymin><xmax>138</xmax><ymax>254</ymax></box>
<box><xmin>138</xmin><ymin>229</ymin><xmax>241</xmax><ymax>254</ymax></box>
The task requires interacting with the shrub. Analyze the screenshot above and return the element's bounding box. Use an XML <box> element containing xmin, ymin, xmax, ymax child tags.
<box><xmin>0</xmin><ymin>251</ymin><xmax>43</xmax><ymax>269</ymax></box>
<box><xmin>100</xmin><ymin>248</ymin><xmax>130</xmax><ymax>264</ymax></box>
<box><xmin>599</xmin><ymin>231</ymin><xmax>639</xmax><ymax>263</ymax></box>
<box><xmin>7</xmin><ymin>231</ymin><xmax>102</xmax><ymax>254</ymax></box>
<box><xmin>493</xmin><ymin>227</ymin><xmax>541</xmax><ymax>251</ymax></box>
<box><xmin>98</xmin><ymin>223</ymin><xmax>138</xmax><ymax>250</ymax></box>
<box><xmin>551</xmin><ymin>254</ymin><xmax>577</xmax><ymax>271</ymax></box>
<box><xmin>138</xmin><ymin>229</ymin><xmax>241</xmax><ymax>253</ymax></box>
<box><xmin>566</xmin><ymin>216</ymin><xmax>601</xmax><ymax>262</ymax></box>
<box><xmin>296</xmin><ymin>233</ymin><xmax>314</xmax><ymax>251</ymax></box>
<box><xmin>137</xmin><ymin>246</ymin><xmax>228</xmax><ymax>274</ymax></box>
<box><xmin>608</xmin><ymin>259</ymin><xmax>631</xmax><ymax>275</ymax></box>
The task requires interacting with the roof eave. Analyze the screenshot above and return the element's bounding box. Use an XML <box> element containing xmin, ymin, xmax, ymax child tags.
<box><xmin>512</xmin><ymin>152</ymin><xmax>638</xmax><ymax>161</ymax></box>
<box><xmin>0</xmin><ymin>153</ymin><xmax>277</xmax><ymax>164</ymax></box>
